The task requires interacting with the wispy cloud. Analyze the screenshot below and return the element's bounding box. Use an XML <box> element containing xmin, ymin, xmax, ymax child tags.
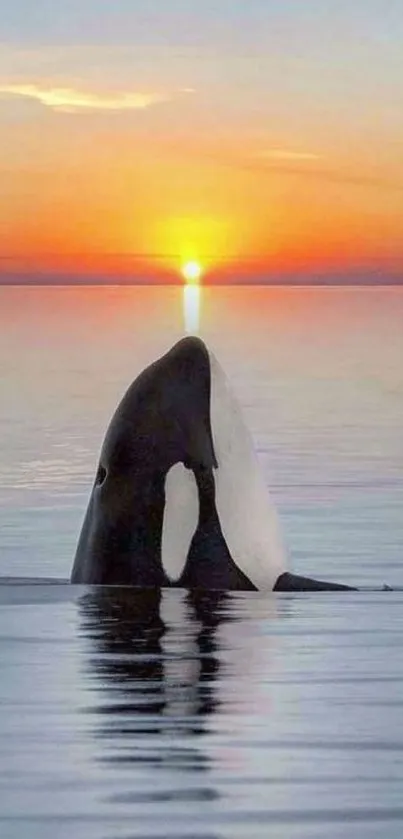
<box><xmin>0</xmin><ymin>83</ymin><xmax>187</xmax><ymax>113</ymax></box>
<box><xmin>167</xmin><ymin>144</ymin><xmax>402</xmax><ymax>192</ymax></box>
<box><xmin>255</xmin><ymin>148</ymin><xmax>322</xmax><ymax>162</ymax></box>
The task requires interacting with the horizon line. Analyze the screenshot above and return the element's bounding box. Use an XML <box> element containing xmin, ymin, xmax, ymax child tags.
<box><xmin>1</xmin><ymin>279</ymin><xmax>402</xmax><ymax>288</ymax></box>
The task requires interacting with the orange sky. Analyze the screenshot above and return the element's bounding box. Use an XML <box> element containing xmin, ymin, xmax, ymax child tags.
<box><xmin>1</xmin><ymin>3</ymin><xmax>403</xmax><ymax>283</ymax></box>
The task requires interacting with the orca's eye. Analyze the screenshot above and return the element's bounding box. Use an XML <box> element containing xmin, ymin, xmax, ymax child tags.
<box><xmin>96</xmin><ymin>465</ymin><xmax>107</xmax><ymax>486</ymax></box>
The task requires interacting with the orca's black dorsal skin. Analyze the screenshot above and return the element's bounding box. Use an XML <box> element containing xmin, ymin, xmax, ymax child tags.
<box><xmin>71</xmin><ymin>336</ymin><xmax>356</xmax><ymax>592</ymax></box>
<box><xmin>274</xmin><ymin>572</ymin><xmax>355</xmax><ymax>592</ymax></box>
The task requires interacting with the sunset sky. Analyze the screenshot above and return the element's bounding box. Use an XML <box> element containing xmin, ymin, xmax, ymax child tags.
<box><xmin>1</xmin><ymin>0</ymin><xmax>403</xmax><ymax>283</ymax></box>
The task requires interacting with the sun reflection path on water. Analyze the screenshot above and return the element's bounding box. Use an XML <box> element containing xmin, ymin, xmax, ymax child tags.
<box><xmin>183</xmin><ymin>283</ymin><xmax>201</xmax><ymax>335</ymax></box>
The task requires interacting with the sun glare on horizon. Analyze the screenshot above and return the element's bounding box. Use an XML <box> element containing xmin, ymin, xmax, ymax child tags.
<box><xmin>182</xmin><ymin>263</ymin><xmax>202</xmax><ymax>334</ymax></box>
<box><xmin>182</xmin><ymin>260</ymin><xmax>202</xmax><ymax>284</ymax></box>
<box><xmin>183</xmin><ymin>283</ymin><xmax>201</xmax><ymax>334</ymax></box>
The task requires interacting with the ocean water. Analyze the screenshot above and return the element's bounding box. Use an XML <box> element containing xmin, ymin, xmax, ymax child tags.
<box><xmin>0</xmin><ymin>285</ymin><xmax>402</xmax><ymax>838</ymax></box>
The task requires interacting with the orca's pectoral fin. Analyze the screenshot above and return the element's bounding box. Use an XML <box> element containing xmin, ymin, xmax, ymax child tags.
<box><xmin>274</xmin><ymin>572</ymin><xmax>356</xmax><ymax>592</ymax></box>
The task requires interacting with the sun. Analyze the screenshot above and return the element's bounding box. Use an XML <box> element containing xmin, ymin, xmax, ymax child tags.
<box><xmin>182</xmin><ymin>260</ymin><xmax>202</xmax><ymax>284</ymax></box>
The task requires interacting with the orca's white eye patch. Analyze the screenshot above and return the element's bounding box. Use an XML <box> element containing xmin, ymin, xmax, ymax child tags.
<box><xmin>161</xmin><ymin>463</ymin><xmax>199</xmax><ymax>582</ymax></box>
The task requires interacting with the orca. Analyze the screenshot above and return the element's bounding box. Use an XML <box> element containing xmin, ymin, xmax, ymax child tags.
<box><xmin>71</xmin><ymin>337</ymin><xmax>354</xmax><ymax>591</ymax></box>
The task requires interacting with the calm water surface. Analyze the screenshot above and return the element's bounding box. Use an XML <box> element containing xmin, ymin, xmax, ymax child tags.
<box><xmin>0</xmin><ymin>286</ymin><xmax>402</xmax><ymax>837</ymax></box>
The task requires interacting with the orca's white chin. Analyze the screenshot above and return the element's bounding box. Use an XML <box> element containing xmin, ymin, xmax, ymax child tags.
<box><xmin>209</xmin><ymin>349</ymin><xmax>286</xmax><ymax>591</ymax></box>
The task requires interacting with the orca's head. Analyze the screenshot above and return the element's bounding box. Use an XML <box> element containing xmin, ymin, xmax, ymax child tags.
<box><xmin>71</xmin><ymin>337</ymin><xmax>286</xmax><ymax>590</ymax></box>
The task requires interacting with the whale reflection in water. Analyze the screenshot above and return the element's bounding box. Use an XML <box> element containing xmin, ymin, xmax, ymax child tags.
<box><xmin>79</xmin><ymin>587</ymin><xmax>230</xmax><ymax>784</ymax></box>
